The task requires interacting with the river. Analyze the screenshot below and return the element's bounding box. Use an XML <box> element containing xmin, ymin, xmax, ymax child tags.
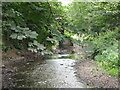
<box><xmin>12</xmin><ymin>54</ymin><xmax>90</xmax><ymax>88</ymax></box>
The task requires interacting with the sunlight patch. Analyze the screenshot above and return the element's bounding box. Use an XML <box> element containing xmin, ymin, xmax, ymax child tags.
<box><xmin>57</xmin><ymin>0</ymin><xmax>73</xmax><ymax>6</ymax></box>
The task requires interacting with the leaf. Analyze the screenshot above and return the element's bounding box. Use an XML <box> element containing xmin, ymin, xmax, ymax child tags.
<box><xmin>28</xmin><ymin>48</ymin><xmax>34</xmax><ymax>52</ymax></box>
<box><xmin>6</xmin><ymin>9</ymin><xmax>16</xmax><ymax>17</ymax></box>
<box><xmin>33</xmin><ymin>40</ymin><xmax>40</xmax><ymax>46</ymax></box>
<box><xmin>24</xmin><ymin>28</ymin><xmax>29</xmax><ymax>31</ymax></box>
<box><xmin>10</xmin><ymin>33</ymin><xmax>17</xmax><ymax>39</ymax></box>
<box><xmin>28</xmin><ymin>42</ymin><xmax>33</xmax><ymax>47</ymax></box>
<box><xmin>25</xmin><ymin>31</ymin><xmax>38</xmax><ymax>39</ymax></box>
<box><xmin>37</xmin><ymin>43</ymin><xmax>46</xmax><ymax>50</ymax></box>
<box><xmin>17</xmin><ymin>34</ymin><xmax>26</xmax><ymax>40</ymax></box>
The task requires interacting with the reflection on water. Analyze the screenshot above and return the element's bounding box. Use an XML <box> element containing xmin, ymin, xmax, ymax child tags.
<box><xmin>12</xmin><ymin>54</ymin><xmax>90</xmax><ymax>88</ymax></box>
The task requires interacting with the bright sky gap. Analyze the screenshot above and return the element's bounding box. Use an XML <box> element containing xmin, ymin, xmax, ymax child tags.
<box><xmin>57</xmin><ymin>0</ymin><xmax>73</xmax><ymax>6</ymax></box>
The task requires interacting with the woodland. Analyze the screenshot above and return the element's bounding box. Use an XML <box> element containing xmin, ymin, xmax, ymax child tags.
<box><xmin>1</xmin><ymin>1</ymin><xmax>120</xmax><ymax>88</ymax></box>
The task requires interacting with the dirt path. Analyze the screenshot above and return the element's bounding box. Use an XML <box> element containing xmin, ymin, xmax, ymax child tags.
<box><xmin>74</xmin><ymin>59</ymin><xmax>119</xmax><ymax>88</ymax></box>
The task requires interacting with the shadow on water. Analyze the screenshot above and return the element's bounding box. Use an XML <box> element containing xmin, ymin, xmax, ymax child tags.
<box><xmin>12</xmin><ymin>53</ymin><xmax>91</xmax><ymax>88</ymax></box>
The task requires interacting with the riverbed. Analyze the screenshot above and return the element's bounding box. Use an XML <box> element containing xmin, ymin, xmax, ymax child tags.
<box><xmin>11</xmin><ymin>54</ymin><xmax>90</xmax><ymax>88</ymax></box>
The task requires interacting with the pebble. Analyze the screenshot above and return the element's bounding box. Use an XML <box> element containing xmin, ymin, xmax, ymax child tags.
<box><xmin>7</xmin><ymin>70</ymin><xmax>14</xmax><ymax>73</ymax></box>
<box><xmin>26</xmin><ymin>63</ymin><xmax>30</xmax><ymax>65</ymax></box>
<box><xmin>2</xmin><ymin>65</ymin><xmax>5</xmax><ymax>68</ymax></box>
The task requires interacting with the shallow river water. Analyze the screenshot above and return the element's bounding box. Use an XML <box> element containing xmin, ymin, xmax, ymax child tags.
<box><xmin>12</xmin><ymin>54</ymin><xmax>90</xmax><ymax>88</ymax></box>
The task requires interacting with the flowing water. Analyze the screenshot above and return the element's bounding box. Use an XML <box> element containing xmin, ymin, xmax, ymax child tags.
<box><xmin>12</xmin><ymin>54</ymin><xmax>90</xmax><ymax>88</ymax></box>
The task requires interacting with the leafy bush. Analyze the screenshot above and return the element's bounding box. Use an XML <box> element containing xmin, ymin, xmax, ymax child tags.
<box><xmin>94</xmin><ymin>27</ymin><xmax>119</xmax><ymax>76</ymax></box>
<box><xmin>10</xmin><ymin>26</ymin><xmax>38</xmax><ymax>40</ymax></box>
<box><xmin>108</xmin><ymin>68</ymin><xmax>118</xmax><ymax>76</ymax></box>
<box><xmin>2</xmin><ymin>2</ymin><xmax>65</xmax><ymax>54</ymax></box>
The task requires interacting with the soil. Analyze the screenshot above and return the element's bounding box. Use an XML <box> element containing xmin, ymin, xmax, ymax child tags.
<box><xmin>74</xmin><ymin>59</ymin><xmax>119</xmax><ymax>88</ymax></box>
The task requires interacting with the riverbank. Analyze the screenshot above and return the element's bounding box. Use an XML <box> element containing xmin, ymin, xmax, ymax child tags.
<box><xmin>74</xmin><ymin>59</ymin><xmax>119</xmax><ymax>88</ymax></box>
<box><xmin>72</xmin><ymin>44</ymin><xmax>119</xmax><ymax>88</ymax></box>
<box><xmin>2</xmin><ymin>50</ymin><xmax>46</xmax><ymax>88</ymax></box>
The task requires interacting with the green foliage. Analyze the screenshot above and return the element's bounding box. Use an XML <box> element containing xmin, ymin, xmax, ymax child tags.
<box><xmin>81</xmin><ymin>41</ymin><xmax>95</xmax><ymax>53</ymax></box>
<box><xmin>28</xmin><ymin>40</ymin><xmax>46</xmax><ymax>53</ymax></box>
<box><xmin>2</xmin><ymin>2</ymin><xmax>65</xmax><ymax>54</ymax></box>
<box><xmin>95</xmin><ymin>42</ymin><xmax>119</xmax><ymax>68</ymax></box>
<box><xmin>2</xmin><ymin>2</ymin><xmax>120</xmax><ymax>77</ymax></box>
<box><xmin>2</xmin><ymin>46</ymin><xmax>12</xmax><ymax>52</ymax></box>
<box><xmin>67</xmin><ymin>2</ymin><xmax>120</xmax><ymax>34</ymax></box>
<box><xmin>10</xmin><ymin>26</ymin><xmax>38</xmax><ymax>40</ymax></box>
<box><xmin>108</xmin><ymin>68</ymin><xmax>118</xmax><ymax>76</ymax></box>
<box><xmin>93</xmin><ymin>28</ymin><xmax>119</xmax><ymax>53</ymax></box>
<box><xmin>66</xmin><ymin>2</ymin><xmax>120</xmax><ymax>77</ymax></box>
<box><xmin>94</xmin><ymin>29</ymin><xmax>119</xmax><ymax>76</ymax></box>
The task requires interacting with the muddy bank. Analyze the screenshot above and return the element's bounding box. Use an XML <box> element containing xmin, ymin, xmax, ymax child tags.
<box><xmin>2</xmin><ymin>51</ymin><xmax>46</xmax><ymax>88</ymax></box>
<box><xmin>74</xmin><ymin>59</ymin><xmax>119</xmax><ymax>88</ymax></box>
